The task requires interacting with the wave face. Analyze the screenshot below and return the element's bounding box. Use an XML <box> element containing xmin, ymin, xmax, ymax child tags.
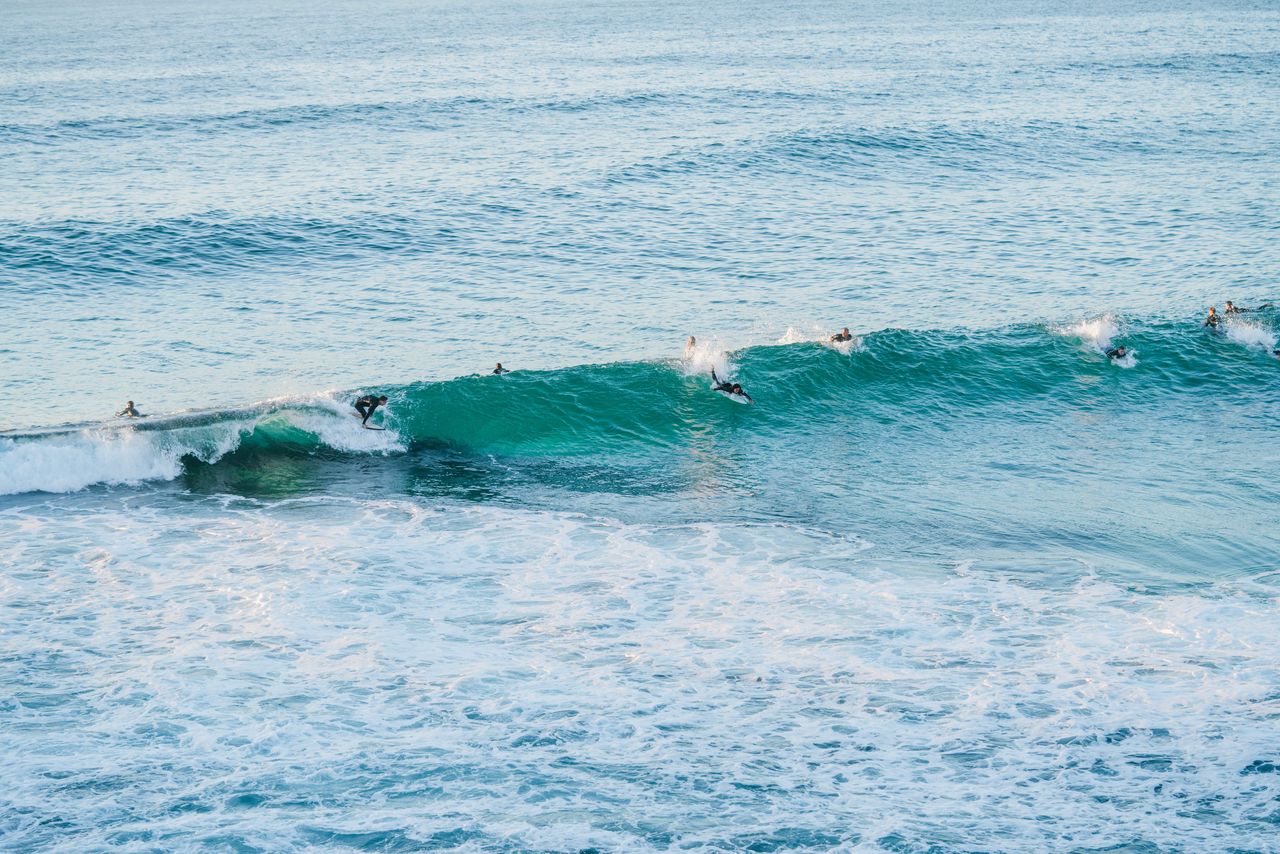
<box><xmin>5</xmin><ymin>318</ymin><xmax>1278</xmax><ymax>582</ymax></box>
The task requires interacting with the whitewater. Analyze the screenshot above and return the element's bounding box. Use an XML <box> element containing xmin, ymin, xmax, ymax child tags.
<box><xmin>4</xmin><ymin>0</ymin><xmax>1280</xmax><ymax>850</ymax></box>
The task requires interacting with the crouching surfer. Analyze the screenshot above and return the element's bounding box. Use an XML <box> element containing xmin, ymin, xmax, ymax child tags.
<box><xmin>353</xmin><ymin>394</ymin><xmax>388</xmax><ymax>427</ymax></box>
<box><xmin>711</xmin><ymin>368</ymin><xmax>752</xmax><ymax>403</ymax></box>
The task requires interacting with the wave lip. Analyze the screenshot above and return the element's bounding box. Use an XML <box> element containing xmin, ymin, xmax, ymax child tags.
<box><xmin>0</xmin><ymin>396</ymin><xmax>402</xmax><ymax>496</ymax></box>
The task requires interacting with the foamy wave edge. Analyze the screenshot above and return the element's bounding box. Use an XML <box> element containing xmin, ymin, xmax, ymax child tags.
<box><xmin>0</xmin><ymin>396</ymin><xmax>404</xmax><ymax>496</ymax></box>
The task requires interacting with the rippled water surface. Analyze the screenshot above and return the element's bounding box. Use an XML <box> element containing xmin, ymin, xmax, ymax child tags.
<box><xmin>2</xmin><ymin>0</ymin><xmax>1279</xmax><ymax>850</ymax></box>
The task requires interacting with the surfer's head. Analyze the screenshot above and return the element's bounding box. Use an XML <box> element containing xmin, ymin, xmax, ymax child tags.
<box><xmin>1208</xmin><ymin>306</ymin><xmax>1217</xmax><ymax>315</ymax></box>
<box><xmin>842</xmin><ymin>328</ymin><xmax>850</xmax><ymax>335</ymax></box>
<box><xmin>731</xmin><ymin>384</ymin><xmax>743</xmax><ymax>394</ymax></box>
<box><xmin>378</xmin><ymin>395</ymin><xmax>388</xmax><ymax>404</ymax></box>
<box><xmin>125</xmin><ymin>400</ymin><xmax>133</xmax><ymax>407</ymax></box>
<box><xmin>1225</xmin><ymin>301</ymin><xmax>1235</xmax><ymax>311</ymax></box>
<box><xmin>1114</xmin><ymin>346</ymin><xmax>1126</xmax><ymax>357</ymax></box>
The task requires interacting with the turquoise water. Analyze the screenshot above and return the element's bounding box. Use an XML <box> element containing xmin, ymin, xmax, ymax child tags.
<box><xmin>3</xmin><ymin>0</ymin><xmax>1280</xmax><ymax>850</ymax></box>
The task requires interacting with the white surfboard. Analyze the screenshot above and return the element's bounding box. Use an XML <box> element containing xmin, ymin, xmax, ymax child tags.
<box><xmin>714</xmin><ymin>387</ymin><xmax>752</xmax><ymax>405</ymax></box>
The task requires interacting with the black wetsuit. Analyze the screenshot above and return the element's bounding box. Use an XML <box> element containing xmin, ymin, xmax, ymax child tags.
<box><xmin>1204</xmin><ymin>315</ymin><xmax>1220</xmax><ymax>328</ymax></box>
<box><xmin>1226</xmin><ymin>303</ymin><xmax>1272</xmax><ymax>315</ymax></box>
<box><xmin>1105</xmin><ymin>348</ymin><xmax>1126</xmax><ymax>360</ymax></box>
<box><xmin>493</xmin><ymin>367</ymin><xmax>509</xmax><ymax>375</ymax></box>
<box><xmin>831</xmin><ymin>333</ymin><xmax>853</xmax><ymax>342</ymax></box>
<box><xmin>710</xmin><ymin>369</ymin><xmax>752</xmax><ymax>401</ymax></box>
<box><xmin>354</xmin><ymin>395</ymin><xmax>383</xmax><ymax>425</ymax></box>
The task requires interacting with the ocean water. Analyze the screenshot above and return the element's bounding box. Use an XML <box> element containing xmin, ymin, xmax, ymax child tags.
<box><xmin>3</xmin><ymin>0</ymin><xmax>1280</xmax><ymax>850</ymax></box>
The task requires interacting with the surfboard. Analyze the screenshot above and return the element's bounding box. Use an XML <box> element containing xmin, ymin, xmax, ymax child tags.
<box><xmin>363</xmin><ymin>426</ymin><xmax>386</xmax><ymax>431</ymax></box>
<box><xmin>714</xmin><ymin>387</ymin><xmax>752</xmax><ymax>405</ymax></box>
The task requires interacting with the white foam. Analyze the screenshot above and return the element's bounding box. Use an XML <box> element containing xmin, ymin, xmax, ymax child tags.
<box><xmin>0</xmin><ymin>422</ymin><xmax>246</xmax><ymax>495</ymax></box>
<box><xmin>1057</xmin><ymin>314</ymin><xmax>1120</xmax><ymax>350</ymax></box>
<box><xmin>1224</xmin><ymin>319</ymin><xmax>1278</xmax><ymax>353</ymax></box>
<box><xmin>1</xmin><ymin>496</ymin><xmax>1276</xmax><ymax>850</ymax></box>
<box><xmin>678</xmin><ymin>335</ymin><xmax>734</xmax><ymax>379</ymax></box>
<box><xmin>0</xmin><ymin>397</ymin><xmax>405</xmax><ymax>495</ymax></box>
<box><xmin>777</xmin><ymin>324</ymin><xmax>863</xmax><ymax>354</ymax></box>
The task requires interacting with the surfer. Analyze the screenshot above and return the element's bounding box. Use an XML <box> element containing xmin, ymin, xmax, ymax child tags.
<box><xmin>115</xmin><ymin>400</ymin><xmax>142</xmax><ymax>418</ymax></box>
<box><xmin>493</xmin><ymin>363</ymin><xmax>509</xmax><ymax>375</ymax></box>
<box><xmin>1203</xmin><ymin>307</ymin><xmax>1220</xmax><ymax>329</ymax></box>
<box><xmin>711</xmin><ymin>368</ymin><xmax>752</xmax><ymax>402</ymax></box>
<box><xmin>830</xmin><ymin>328</ymin><xmax>854</xmax><ymax>343</ymax></box>
<box><xmin>1225</xmin><ymin>300</ymin><xmax>1273</xmax><ymax>314</ymax></box>
<box><xmin>353</xmin><ymin>394</ymin><xmax>388</xmax><ymax>426</ymax></box>
<box><xmin>1105</xmin><ymin>345</ymin><xmax>1128</xmax><ymax>360</ymax></box>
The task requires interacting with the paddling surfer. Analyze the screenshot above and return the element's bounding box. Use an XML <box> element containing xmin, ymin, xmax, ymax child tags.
<box><xmin>711</xmin><ymin>368</ymin><xmax>752</xmax><ymax>402</ymax></box>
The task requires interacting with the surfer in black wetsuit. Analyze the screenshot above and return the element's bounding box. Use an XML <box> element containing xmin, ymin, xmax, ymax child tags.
<box><xmin>831</xmin><ymin>327</ymin><xmax>854</xmax><ymax>343</ymax></box>
<box><xmin>710</xmin><ymin>368</ymin><xmax>752</xmax><ymax>402</ymax></box>
<box><xmin>116</xmin><ymin>400</ymin><xmax>141</xmax><ymax>418</ymax></box>
<box><xmin>353</xmin><ymin>394</ymin><xmax>388</xmax><ymax>425</ymax></box>
<box><xmin>1105</xmin><ymin>345</ymin><xmax>1128</xmax><ymax>360</ymax></box>
<box><xmin>1204</xmin><ymin>307</ymin><xmax>1220</xmax><ymax>329</ymax></box>
<box><xmin>493</xmin><ymin>363</ymin><xmax>509</xmax><ymax>375</ymax></box>
<box><xmin>1225</xmin><ymin>300</ymin><xmax>1273</xmax><ymax>314</ymax></box>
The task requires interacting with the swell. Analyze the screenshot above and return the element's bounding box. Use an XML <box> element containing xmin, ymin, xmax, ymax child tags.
<box><xmin>0</xmin><ymin>88</ymin><xmax>824</xmax><ymax>147</ymax></box>
<box><xmin>0</xmin><ymin>212</ymin><xmax>453</xmax><ymax>282</ymax></box>
<box><xmin>2</xmin><ymin>315</ymin><xmax>1276</xmax><ymax>497</ymax></box>
<box><xmin>602</xmin><ymin>116</ymin><xmax>1273</xmax><ymax>188</ymax></box>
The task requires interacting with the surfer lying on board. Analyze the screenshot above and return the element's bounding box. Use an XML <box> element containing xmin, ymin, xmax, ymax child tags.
<box><xmin>353</xmin><ymin>394</ymin><xmax>388</xmax><ymax>425</ymax></box>
<box><xmin>1105</xmin><ymin>345</ymin><xmax>1128</xmax><ymax>360</ymax></box>
<box><xmin>711</xmin><ymin>368</ymin><xmax>752</xmax><ymax>402</ymax></box>
<box><xmin>493</xmin><ymin>363</ymin><xmax>509</xmax><ymax>375</ymax></box>
<box><xmin>116</xmin><ymin>400</ymin><xmax>142</xmax><ymax>418</ymax></box>
<box><xmin>830</xmin><ymin>328</ymin><xmax>854</xmax><ymax>343</ymax></box>
<box><xmin>1225</xmin><ymin>300</ymin><xmax>1273</xmax><ymax>314</ymax></box>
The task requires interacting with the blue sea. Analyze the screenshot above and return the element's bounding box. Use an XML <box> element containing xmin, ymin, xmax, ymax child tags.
<box><xmin>3</xmin><ymin>0</ymin><xmax>1280</xmax><ymax>850</ymax></box>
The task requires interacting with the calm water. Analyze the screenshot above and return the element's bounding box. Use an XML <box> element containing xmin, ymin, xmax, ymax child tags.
<box><xmin>2</xmin><ymin>0</ymin><xmax>1279</xmax><ymax>850</ymax></box>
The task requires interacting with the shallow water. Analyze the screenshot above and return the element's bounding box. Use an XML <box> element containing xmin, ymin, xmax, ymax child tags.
<box><xmin>3</xmin><ymin>0</ymin><xmax>1280</xmax><ymax>850</ymax></box>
